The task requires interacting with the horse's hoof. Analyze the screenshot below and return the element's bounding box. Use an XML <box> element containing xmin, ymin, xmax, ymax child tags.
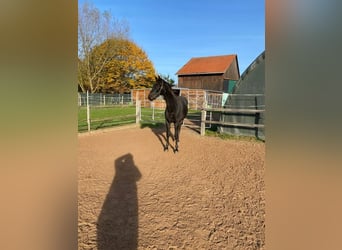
<box><xmin>164</xmin><ymin>147</ymin><xmax>168</xmax><ymax>152</ymax></box>
<box><xmin>174</xmin><ymin>148</ymin><xmax>179</xmax><ymax>153</ymax></box>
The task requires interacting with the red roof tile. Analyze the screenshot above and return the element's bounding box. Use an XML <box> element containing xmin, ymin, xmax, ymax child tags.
<box><xmin>176</xmin><ymin>54</ymin><xmax>237</xmax><ymax>75</ymax></box>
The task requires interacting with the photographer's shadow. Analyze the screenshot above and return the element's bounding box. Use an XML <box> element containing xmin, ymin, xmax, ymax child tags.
<box><xmin>97</xmin><ymin>153</ymin><xmax>141</xmax><ymax>250</ymax></box>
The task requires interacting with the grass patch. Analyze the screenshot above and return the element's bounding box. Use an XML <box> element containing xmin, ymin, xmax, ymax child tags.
<box><xmin>205</xmin><ymin>129</ymin><xmax>265</xmax><ymax>143</ymax></box>
<box><xmin>78</xmin><ymin>106</ymin><xmax>136</xmax><ymax>121</ymax></box>
<box><xmin>78</xmin><ymin>105</ymin><xmax>204</xmax><ymax>133</ymax></box>
<box><xmin>78</xmin><ymin>106</ymin><xmax>136</xmax><ymax>132</ymax></box>
<box><xmin>78</xmin><ymin>106</ymin><xmax>173</xmax><ymax>132</ymax></box>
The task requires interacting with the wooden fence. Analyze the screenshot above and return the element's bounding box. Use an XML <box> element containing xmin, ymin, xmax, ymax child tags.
<box><xmin>200</xmin><ymin>107</ymin><xmax>265</xmax><ymax>136</ymax></box>
<box><xmin>132</xmin><ymin>88</ymin><xmax>224</xmax><ymax>110</ymax></box>
<box><xmin>79</xmin><ymin>91</ymin><xmax>265</xmax><ymax>136</ymax></box>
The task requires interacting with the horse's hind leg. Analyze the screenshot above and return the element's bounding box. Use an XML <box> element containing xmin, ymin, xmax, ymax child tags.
<box><xmin>164</xmin><ymin>120</ymin><xmax>170</xmax><ymax>151</ymax></box>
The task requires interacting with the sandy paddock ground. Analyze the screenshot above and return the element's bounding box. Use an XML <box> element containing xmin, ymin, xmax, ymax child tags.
<box><xmin>78</xmin><ymin>125</ymin><xmax>265</xmax><ymax>249</ymax></box>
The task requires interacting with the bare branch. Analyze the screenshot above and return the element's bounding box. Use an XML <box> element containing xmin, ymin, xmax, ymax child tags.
<box><xmin>78</xmin><ymin>2</ymin><xmax>130</xmax><ymax>93</ymax></box>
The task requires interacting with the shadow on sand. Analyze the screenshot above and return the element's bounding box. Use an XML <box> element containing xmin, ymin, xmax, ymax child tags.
<box><xmin>97</xmin><ymin>153</ymin><xmax>141</xmax><ymax>250</ymax></box>
<box><xmin>140</xmin><ymin>123</ymin><xmax>176</xmax><ymax>152</ymax></box>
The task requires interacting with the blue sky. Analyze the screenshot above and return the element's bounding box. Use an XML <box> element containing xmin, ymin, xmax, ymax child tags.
<box><xmin>79</xmin><ymin>0</ymin><xmax>265</xmax><ymax>81</ymax></box>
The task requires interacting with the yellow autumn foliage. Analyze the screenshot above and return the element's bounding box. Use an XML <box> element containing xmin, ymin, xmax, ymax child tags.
<box><xmin>88</xmin><ymin>38</ymin><xmax>156</xmax><ymax>93</ymax></box>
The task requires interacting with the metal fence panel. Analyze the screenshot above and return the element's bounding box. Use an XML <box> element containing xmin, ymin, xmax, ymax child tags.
<box><xmin>219</xmin><ymin>51</ymin><xmax>265</xmax><ymax>140</ymax></box>
<box><xmin>78</xmin><ymin>92</ymin><xmax>132</xmax><ymax>107</ymax></box>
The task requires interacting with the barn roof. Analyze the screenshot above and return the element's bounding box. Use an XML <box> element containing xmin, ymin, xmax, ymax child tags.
<box><xmin>176</xmin><ymin>54</ymin><xmax>237</xmax><ymax>75</ymax></box>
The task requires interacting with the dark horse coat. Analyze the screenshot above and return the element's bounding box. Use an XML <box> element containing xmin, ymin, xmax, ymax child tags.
<box><xmin>148</xmin><ymin>75</ymin><xmax>188</xmax><ymax>152</ymax></box>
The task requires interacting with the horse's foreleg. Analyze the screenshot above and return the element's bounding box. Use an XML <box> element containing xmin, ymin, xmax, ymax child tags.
<box><xmin>174</xmin><ymin>122</ymin><xmax>182</xmax><ymax>152</ymax></box>
<box><xmin>165</xmin><ymin>121</ymin><xmax>170</xmax><ymax>151</ymax></box>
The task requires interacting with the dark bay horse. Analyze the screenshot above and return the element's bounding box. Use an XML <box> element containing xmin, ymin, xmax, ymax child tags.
<box><xmin>148</xmin><ymin>75</ymin><xmax>188</xmax><ymax>152</ymax></box>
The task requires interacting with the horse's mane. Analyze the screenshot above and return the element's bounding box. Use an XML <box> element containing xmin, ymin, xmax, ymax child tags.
<box><xmin>159</xmin><ymin>76</ymin><xmax>176</xmax><ymax>96</ymax></box>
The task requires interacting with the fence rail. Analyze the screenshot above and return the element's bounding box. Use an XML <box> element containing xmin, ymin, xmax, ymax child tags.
<box><xmin>203</xmin><ymin>108</ymin><xmax>265</xmax><ymax>114</ymax></box>
<box><xmin>200</xmin><ymin>108</ymin><xmax>265</xmax><ymax>136</ymax></box>
<box><xmin>79</xmin><ymin>90</ymin><xmax>230</xmax><ymax>110</ymax></box>
<box><xmin>78</xmin><ymin>91</ymin><xmax>265</xmax><ymax>135</ymax></box>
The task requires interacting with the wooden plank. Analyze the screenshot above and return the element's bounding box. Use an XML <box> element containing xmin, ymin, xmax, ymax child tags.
<box><xmin>203</xmin><ymin>120</ymin><xmax>265</xmax><ymax>128</ymax></box>
<box><xmin>90</xmin><ymin>115</ymin><xmax>135</xmax><ymax>123</ymax></box>
<box><xmin>204</xmin><ymin>108</ymin><xmax>265</xmax><ymax>113</ymax></box>
<box><xmin>227</xmin><ymin>93</ymin><xmax>264</xmax><ymax>96</ymax></box>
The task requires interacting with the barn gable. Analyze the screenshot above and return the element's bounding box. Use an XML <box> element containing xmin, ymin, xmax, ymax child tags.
<box><xmin>176</xmin><ymin>54</ymin><xmax>240</xmax><ymax>92</ymax></box>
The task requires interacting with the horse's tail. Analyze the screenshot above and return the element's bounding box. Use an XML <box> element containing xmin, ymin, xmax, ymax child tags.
<box><xmin>180</xmin><ymin>96</ymin><xmax>188</xmax><ymax>117</ymax></box>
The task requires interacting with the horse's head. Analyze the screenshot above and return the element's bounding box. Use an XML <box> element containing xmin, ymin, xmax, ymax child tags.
<box><xmin>148</xmin><ymin>75</ymin><xmax>168</xmax><ymax>101</ymax></box>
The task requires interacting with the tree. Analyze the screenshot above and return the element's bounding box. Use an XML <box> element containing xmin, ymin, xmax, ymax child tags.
<box><xmin>159</xmin><ymin>74</ymin><xmax>176</xmax><ymax>86</ymax></box>
<box><xmin>78</xmin><ymin>2</ymin><xmax>129</xmax><ymax>93</ymax></box>
<box><xmin>89</xmin><ymin>38</ymin><xmax>156</xmax><ymax>93</ymax></box>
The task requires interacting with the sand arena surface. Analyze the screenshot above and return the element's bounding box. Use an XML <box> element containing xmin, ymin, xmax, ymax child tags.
<box><xmin>78</xmin><ymin>125</ymin><xmax>265</xmax><ymax>249</ymax></box>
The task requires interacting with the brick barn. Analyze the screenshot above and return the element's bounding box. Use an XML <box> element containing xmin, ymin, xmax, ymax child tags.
<box><xmin>176</xmin><ymin>54</ymin><xmax>240</xmax><ymax>93</ymax></box>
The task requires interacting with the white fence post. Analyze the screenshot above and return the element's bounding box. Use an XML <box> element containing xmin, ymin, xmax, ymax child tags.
<box><xmin>86</xmin><ymin>90</ymin><xmax>90</xmax><ymax>132</ymax></box>
<box><xmin>136</xmin><ymin>100</ymin><xmax>141</xmax><ymax>124</ymax></box>
<box><xmin>143</xmin><ymin>90</ymin><xmax>146</xmax><ymax>107</ymax></box>
<box><xmin>152</xmin><ymin>101</ymin><xmax>155</xmax><ymax>120</ymax></box>
<box><xmin>200</xmin><ymin>109</ymin><xmax>207</xmax><ymax>136</ymax></box>
<box><xmin>196</xmin><ymin>90</ymin><xmax>198</xmax><ymax>110</ymax></box>
<box><xmin>187</xmin><ymin>91</ymin><xmax>190</xmax><ymax>109</ymax></box>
